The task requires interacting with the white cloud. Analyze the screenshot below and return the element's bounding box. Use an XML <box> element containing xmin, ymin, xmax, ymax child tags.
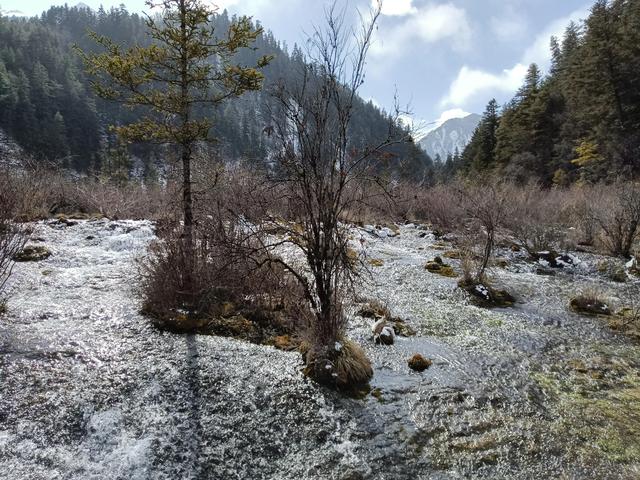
<box><xmin>440</xmin><ymin>64</ymin><xmax>527</xmax><ymax>107</ymax></box>
<box><xmin>440</xmin><ymin>5</ymin><xmax>590</xmax><ymax>109</ymax></box>
<box><xmin>374</xmin><ymin>0</ymin><xmax>417</xmax><ymax>17</ymax></box>
<box><xmin>436</xmin><ymin>108</ymin><xmax>470</xmax><ymax>125</ymax></box>
<box><xmin>372</xmin><ymin>2</ymin><xmax>471</xmax><ymax>57</ymax></box>
<box><xmin>521</xmin><ymin>6</ymin><xmax>589</xmax><ymax>66</ymax></box>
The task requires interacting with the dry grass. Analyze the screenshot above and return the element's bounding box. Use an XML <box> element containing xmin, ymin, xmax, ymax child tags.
<box><xmin>569</xmin><ymin>289</ymin><xmax>612</xmax><ymax>316</ymax></box>
<box><xmin>305</xmin><ymin>338</ymin><xmax>373</xmax><ymax>390</ymax></box>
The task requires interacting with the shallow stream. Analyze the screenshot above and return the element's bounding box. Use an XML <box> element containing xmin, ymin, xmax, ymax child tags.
<box><xmin>1</xmin><ymin>220</ymin><xmax>639</xmax><ymax>479</ymax></box>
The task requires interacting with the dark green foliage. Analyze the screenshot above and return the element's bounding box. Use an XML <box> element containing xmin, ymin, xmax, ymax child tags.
<box><xmin>458</xmin><ymin>0</ymin><xmax>640</xmax><ymax>185</ymax></box>
<box><xmin>0</xmin><ymin>4</ymin><xmax>432</xmax><ymax>181</ymax></box>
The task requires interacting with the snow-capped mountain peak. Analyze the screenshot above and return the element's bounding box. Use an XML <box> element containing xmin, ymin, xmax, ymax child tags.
<box><xmin>419</xmin><ymin>113</ymin><xmax>481</xmax><ymax>161</ymax></box>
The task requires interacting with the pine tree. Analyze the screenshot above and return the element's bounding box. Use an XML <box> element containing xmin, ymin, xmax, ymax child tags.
<box><xmin>80</xmin><ymin>0</ymin><xmax>271</xmax><ymax>263</ymax></box>
<box><xmin>464</xmin><ymin>99</ymin><xmax>499</xmax><ymax>173</ymax></box>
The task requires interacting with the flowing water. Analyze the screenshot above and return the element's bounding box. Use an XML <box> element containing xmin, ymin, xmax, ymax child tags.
<box><xmin>1</xmin><ymin>219</ymin><xmax>639</xmax><ymax>479</ymax></box>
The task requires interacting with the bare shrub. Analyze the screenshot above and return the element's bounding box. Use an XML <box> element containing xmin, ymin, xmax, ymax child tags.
<box><xmin>591</xmin><ymin>181</ymin><xmax>640</xmax><ymax>258</ymax></box>
<box><xmin>139</xmin><ymin>214</ymin><xmax>300</xmax><ymax>336</ymax></box>
<box><xmin>415</xmin><ymin>183</ymin><xmax>465</xmax><ymax>235</ymax></box>
<box><xmin>503</xmin><ymin>182</ymin><xmax>567</xmax><ymax>257</ymax></box>
<box><xmin>565</xmin><ymin>184</ymin><xmax>599</xmax><ymax>246</ymax></box>
<box><xmin>456</xmin><ymin>179</ymin><xmax>510</xmax><ymax>283</ymax></box>
<box><xmin>247</xmin><ymin>1</ymin><xmax>406</xmax><ymax>390</ymax></box>
<box><xmin>74</xmin><ymin>177</ymin><xmax>173</xmax><ymax>220</ymax></box>
<box><xmin>0</xmin><ymin>168</ymin><xmax>27</xmax><ymax>307</ymax></box>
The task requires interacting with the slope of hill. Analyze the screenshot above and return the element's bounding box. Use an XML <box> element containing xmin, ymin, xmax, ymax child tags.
<box><xmin>420</xmin><ymin>113</ymin><xmax>481</xmax><ymax>161</ymax></box>
<box><xmin>0</xmin><ymin>4</ymin><xmax>433</xmax><ymax>181</ymax></box>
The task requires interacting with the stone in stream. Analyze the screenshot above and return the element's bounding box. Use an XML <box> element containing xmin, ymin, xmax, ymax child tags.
<box><xmin>13</xmin><ymin>245</ymin><xmax>52</xmax><ymax>262</ymax></box>
<box><xmin>408</xmin><ymin>354</ymin><xmax>432</xmax><ymax>372</ymax></box>
<box><xmin>373</xmin><ymin>318</ymin><xmax>395</xmax><ymax>345</ymax></box>
<box><xmin>569</xmin><ymin>296</ymin><xmax>611</xmax><ymax>316</ymax></box>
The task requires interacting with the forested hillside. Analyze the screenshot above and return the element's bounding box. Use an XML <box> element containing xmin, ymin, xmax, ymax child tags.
<box><xmin>458</xmin><ymin>0</ymin><xmax>640</xmax><ymax>185</ymax></box>
<box><xmin>0</xmin><ymin>4</ymin><xmax>432</xmax><ymax>181</ymax></box>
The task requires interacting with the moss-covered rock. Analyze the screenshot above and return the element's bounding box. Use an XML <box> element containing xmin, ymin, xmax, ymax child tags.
<box><xmin>392</xmin><ymin>319</ymin><xmax>417</xmax><ymax>337</ymax></box>
<box><xmin>459</xmin><ymin>280</ymin><xmax>515</xmax><ymax>308</ymax></box>
<box><xmin>425</xmin><ymin>257</ymin><xmax>457</xmax><ymax>278</ymax></box>
<box><xmin>346</xmin><ymin>248</ymin><xmax>359</xmax><ymax>266</ymax></box>
<box><xmin>408</xmin><ymin>354</ymin><xmax>432</xmax><ymax>372</ymax></box>
<box><xmin>569</xmin><ymin>296</ymin><xmax>611</xmax><ymax>316</ymax></box>
<box><xmin>597</xmin><ymin>260</ymin><xmax>628</xmax><ymax>283</ymax></box>
<box><xmin>608</xmin><ymin>308</ymin><xmax>640</xmax><ymax>341</ymax></box>
<box><xmin>13</xmin><ymin>246</ymin><xmax>52</xmax><ymax>262</ymax></box>
<box><xmin>209</xmin><ymin>315</ymin><xmax>257</xmax><ymax>340</ymax></box>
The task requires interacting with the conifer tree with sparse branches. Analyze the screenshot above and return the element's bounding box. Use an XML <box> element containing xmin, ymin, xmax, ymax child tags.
<box><xmin>79</xmin><ymin>0</ymin><xmax>271</xmax><ymax>287</ymax></box>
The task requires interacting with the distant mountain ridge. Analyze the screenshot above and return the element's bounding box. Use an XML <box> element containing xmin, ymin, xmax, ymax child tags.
<box><xmin>420</xmin><ymin>113</ymin><xmax>481</xmax><ymax>161</ymax></box>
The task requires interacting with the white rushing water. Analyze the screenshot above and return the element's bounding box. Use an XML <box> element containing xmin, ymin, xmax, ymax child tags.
<box><xmin>1</xmin><ymin>219</ymin><xmax>639</xmax><ymax>479</ymax></box>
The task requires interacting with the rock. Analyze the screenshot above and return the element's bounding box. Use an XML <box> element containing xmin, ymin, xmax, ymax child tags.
<box><xmin>408</xmin><ymin>354</ymin><xmax>432</xmax><ymax>372</ymax></box>
<box><xmin>220</xmin><ymin>301</ymin><xmax>236</xmax><ymax>317</ymax></box>
<box><xmin>443</xmin><ymin>249</ymin><xmax>461</xmax><ymax>259</ymax></box>
<box><xmin>535</xmin><ymin>251</ymin><xmax>577</xmax><ymax>269</ymax></box>
<box><xmin>393</xmin><ymin>320</ymin><xmax>417</xmax><ymax>337</ymax></box>
<box><xmin>368</xmin><ymin>258</ymin><xmax>384</xmax><ymax>267</ymax></box>
<box><xmin>13</xmin><ymin>246</ymin><xmax>52</xmax><ymax>262</ymax></box>
<box><xmin>52</xmin><ymin>215</ymin><xmax>78</xmax><ymax>227</ymax></box>
<box><xmin>494</xmin><ymin>258</ymin><xmax>509</xmax><ymax>268</ymax></box>
<box><xmin>570</xmin><ymin>296</ymin><xmax>611</xmax><ymax>316</ymax></box>
<box><xmin>536</xmin><ymin>267</ymin><xmax>556</xmax><ymax>276</ymax></box>
<box><xmin>626</xmin><ymin>257</ymin><xmax>639</xmax><ymax>277</ymax></box>
<box><xmin>425</xmin><ymin>258</ymin><xmax>457</xmax><ymax>278</ymax></box>
<box><xmin>346</xmin><ymin>248</ymin><xmax>359</xmax><ymax>265</ymax></box>
<box><xmin>459</xmin><ymin>280</ymin><xmax>515</xmax><ymax>308</ymax></box>
<box><xmin>373</xmin><ymin>319</ymin><xmax>395</xmax><ymax>345</ymax></box>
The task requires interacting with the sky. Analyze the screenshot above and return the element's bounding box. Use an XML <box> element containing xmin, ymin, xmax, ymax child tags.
<box><xmin>1</xmin><ymin>0</ymin><xmax>593</xmax><ymax>129</ymax></box>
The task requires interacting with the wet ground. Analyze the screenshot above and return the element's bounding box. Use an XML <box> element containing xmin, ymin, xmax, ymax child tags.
<box><xmin>1</xmin><ymin>219</ymin><xmax>639</xmax><ymax>479</ymax></box>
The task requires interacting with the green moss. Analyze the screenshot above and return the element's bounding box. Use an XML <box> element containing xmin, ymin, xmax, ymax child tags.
<box><xmin>532</xmin><ymin>362</ymin><xmax>640</xmax><ymax>464</ymax></box>
<box><xmin>485</xmin><ymin>318</ymin><xmax>503</xmax><ymax>328</ymax></box>
<box><xmin>370</xmin><ymin>387</ymin><xmax>386</xmax><ymax>403</ymax></box>
<box><xmin>425</xmin><ymin>258</ymin><xmax>457</xmax><ymax>278</ymax></box>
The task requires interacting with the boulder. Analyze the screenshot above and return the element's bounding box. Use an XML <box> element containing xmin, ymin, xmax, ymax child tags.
<box><xmin>535</xmin><ymin>251</ymin><xmax>577</xmax><ymax>269</ymax></box>
<box><xmin>13</xmin><ymin>246</ymin><xmax>52</xmax><ymax>262</ymax></box>
<box><xmin>459</xmin><ymin>280</ymin><xmax>515</xmax><ymax>308</ymax></box>
<box><xmin>373</xmin><ymin>319</ymin><xmax>395</xmax><ymax>345</ymax></box>
<box><xmin>425</xmin><ymin>257</ymin><xmax>457</xmax><ymax>278</ymax></box>
<box><xmin>569</xmin><ymin>296</ymin><xmax>611</xmax><ymax>316</ymax></box>
<box><xmin>408</xmin><ymin>354</ymin><xmax>432</xmax><ymax>372</ymax></box>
